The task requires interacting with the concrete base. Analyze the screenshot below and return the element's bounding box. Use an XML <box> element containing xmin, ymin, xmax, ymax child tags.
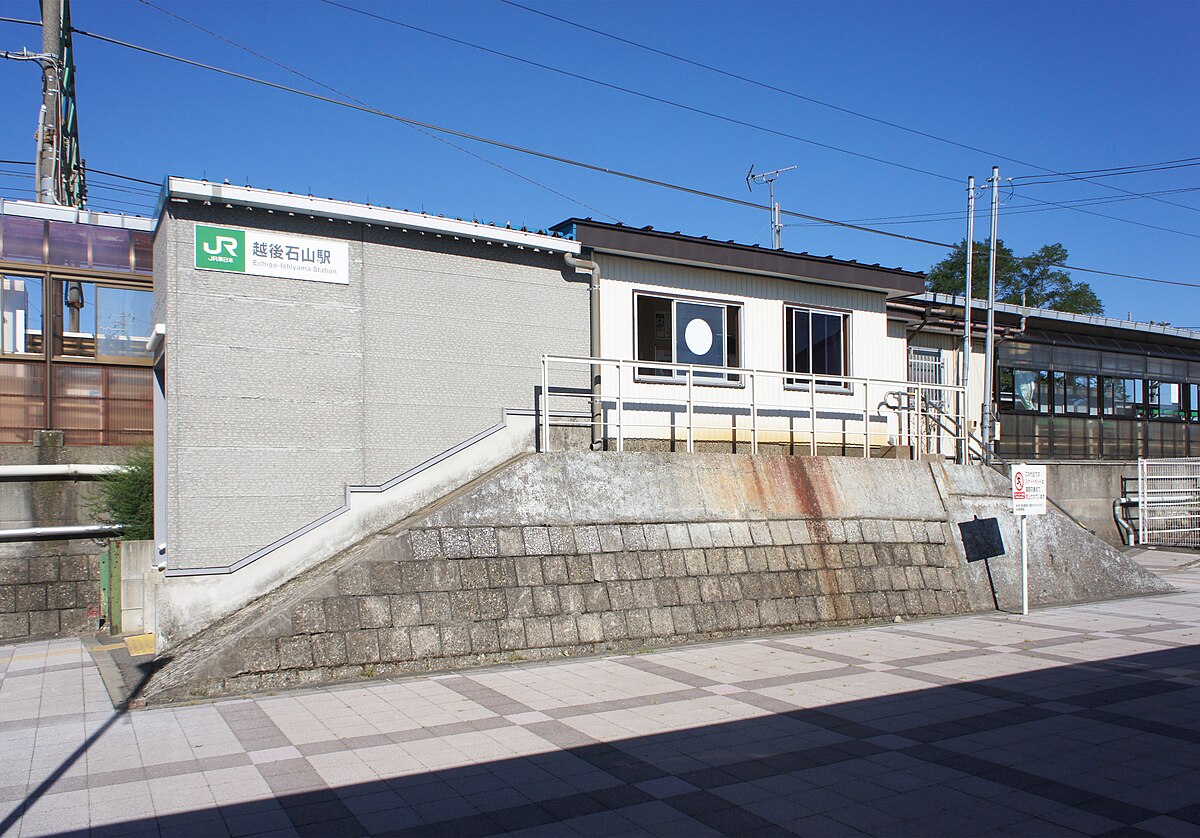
<box><xmin>142</xmin><ymin>453</ymin><xmax>1170</xmax><ymax>703</ymax></box>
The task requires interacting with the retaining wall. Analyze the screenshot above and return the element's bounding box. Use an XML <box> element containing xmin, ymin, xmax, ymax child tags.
<box><xmin>144</xmin><ymin>454</ymin><xmax>1170</xmax><ymax>702</ymax></box>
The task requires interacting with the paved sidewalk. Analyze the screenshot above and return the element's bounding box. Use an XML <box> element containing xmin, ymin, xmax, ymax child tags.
<box><xmin>2</xmin><ymin>550</ymin><xmax>1199</xmax><ymax>837</ymax></box>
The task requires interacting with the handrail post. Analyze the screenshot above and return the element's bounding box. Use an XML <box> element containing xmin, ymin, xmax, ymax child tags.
<box><xmin>616</xmin><ymin>360</ymin><xmax>624</xmax><ymax>453</ymax></box>
<box><xmin>864</xmin><ymin>378</ymin><xmax>871</xmax><ymax>459</ymax></box>
<box><xmin>686</xmin><ymin>367</ymin><xmax>695</xmax><ymax>453</ymax></box>
<box><xmin>750</xmin><ymin>371</ymin><xmax>758</xmax><ymax>455</ymax></box>
<box><xmin>809</xmin><ymin>377</ymin><xmax>817</xmax><ymax>456</ymax></box>
<box><xmin>541</xmin><ymin>355</ymin><xmax>549</xmax><ymax>453</ymax></box>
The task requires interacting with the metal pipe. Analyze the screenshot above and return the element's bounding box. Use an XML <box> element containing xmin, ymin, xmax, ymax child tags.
<box><xmin>961</xmin><ymin>176</ymin><xmax>976</xmax><ymax>463</ymax></box>
<box><xmin>0</xmin><ymin>463</ymin><xmax>121</xmax><ymax>480</ymax></box>
<box><xmin>563</xmin><ymin>252</ymin><xmax>602</xmax><ymax>449</ymax></box>
<box><xmin>0</xmin><ymin>524</ymin><xmax>123</xmax><ymax>543</ymax></box>
<box><xmin>981</xmin><ymin>166</ymin><xmax>1000</xmax><ymax>463</ymax></box>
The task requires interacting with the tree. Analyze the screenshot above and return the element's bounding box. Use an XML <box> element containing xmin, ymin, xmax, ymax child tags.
<box><xmin>90</xmin><ymin>447</ymin><xmax>153</xmax><ymax>541</ymax></box>
<box><xmin>926</xmin><ymin>239</ymin><xmax>1103</xmax><ymax>315</ymax></box>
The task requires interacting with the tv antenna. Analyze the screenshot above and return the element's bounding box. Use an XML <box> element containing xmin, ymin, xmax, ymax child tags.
<box><xmin>746</xmin><ymin>164</ymin><xmax>796</xmax><ymax>250</ymax></box>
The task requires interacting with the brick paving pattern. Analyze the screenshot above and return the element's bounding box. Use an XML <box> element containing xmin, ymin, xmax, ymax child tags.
<box><xmin>2</xmin><ymin>547</ymin><xmax>1199</xmax><ymax>836</ymax></box>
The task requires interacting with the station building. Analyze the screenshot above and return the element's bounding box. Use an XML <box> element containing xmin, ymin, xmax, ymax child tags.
<box><xmin>3</xmin><ymin>179</ymin><xmax>1198</xmax><ymax>649</ymax></box>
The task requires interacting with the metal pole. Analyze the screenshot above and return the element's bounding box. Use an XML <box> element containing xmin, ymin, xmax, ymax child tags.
<box><xmin>749</xmin><ymin>372</ymin><xmax>758</xmax><ymax>454</ymax></box>
<box><xmin>686</xmin><ymin>367</ymin><xmax>694</xmax><ymax>453</ymax></box>
<box><xmin>38</xmin><ymin>0</ymin><xmax>62</xmax><ymax>204</ymax></box>
<box><xmin>981</xmin><ymin>166</ymin><xmax>1000</xmax><ymax>463</ymax></box>
<box><xmin>961</xmin><ymin>176</ymin><xmax>976</xmax><ymax>463</ymax></box>
<box><xmin>540</xmin><ymin>356</ymin><xmax>549</xmax><ymax>452</ymax></box>
<box><xmin>1021</xmin><ymin>514</ymin><xmax>1029</xmax><ymax>616</ymax></box>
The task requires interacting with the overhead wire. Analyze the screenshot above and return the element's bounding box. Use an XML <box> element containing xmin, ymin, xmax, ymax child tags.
<box><xmin>0</xmin><ymin>17</ymin><xmax>1184</xmax><ymax>290</ymax></box>
<box><xmin>323</xmin><ymin>1</ymin><xmax>1200</xmax><ymax>237</ymax></box>
<box><xmin>134</xmin><ymin>0</ymin><xmax>616</xmax><ymax>221</ymax></box>
<box><xmin>319</xmin><ymin>0</ymin><xmax>958</xmax><ymax>185</ymax></box>
<box><xmin>498</xmin><ymin>0</ymin><xmax>1200</xmax><ymax>221</ymax></box>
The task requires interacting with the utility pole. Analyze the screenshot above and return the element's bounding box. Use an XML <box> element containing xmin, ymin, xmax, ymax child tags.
<box><xmin>38</xmin><ymin>0</ymin><xmax>62</xmax><ymax>204</ymax></box>
<box><xmin>746</xmin><ymin>165</ymin><xmax>796</xmax><ymax>250</ymax></box>
<box><xmin>960</xmin><ymin>176</ymin><xmax>976</xmax><ymax>463</ymax></box>
<box><xmin>980</xmin><ymin>166</ymin><xmax>1000</xmax><ymax>462</ymax></box>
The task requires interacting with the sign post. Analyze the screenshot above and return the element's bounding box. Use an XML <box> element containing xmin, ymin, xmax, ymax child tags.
<box><xmin>1011</xmin><ymin>463</ymin><xmax>1047</xmax><ymax>616</ymax></box>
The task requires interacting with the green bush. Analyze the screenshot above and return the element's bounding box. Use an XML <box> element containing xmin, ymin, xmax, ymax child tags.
<box><xmin>93</xmin><ymin>447</ymin><xmax>154</xmax><ymax>540</ymax></box>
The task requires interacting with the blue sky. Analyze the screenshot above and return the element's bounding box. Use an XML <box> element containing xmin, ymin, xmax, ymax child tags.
<box><xmin>1</xmin><ymin>0</ymin><xmax>1197</xmax><ymax>323</ymax></box>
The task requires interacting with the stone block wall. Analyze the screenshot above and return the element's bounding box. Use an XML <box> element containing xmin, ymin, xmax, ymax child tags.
<box><xmin>0</xmin><ymin>546</ymin><xmax>101</xmax><ymax>641</ymax></box>
<box><xmin>166</xmin><ymin>515</ymin><xmax>964</xmax><ymax>698</ymax></box>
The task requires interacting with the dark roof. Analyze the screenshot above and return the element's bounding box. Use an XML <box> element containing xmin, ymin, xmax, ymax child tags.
<box><xmin>551</xmin><ymin>218</ymin><xmax>925</xmax><ymax>297</ymax></box>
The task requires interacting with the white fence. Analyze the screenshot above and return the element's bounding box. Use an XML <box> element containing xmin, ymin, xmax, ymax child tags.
<box><xmin>1137</xmin><ymin>457</ymin><xmax>1200</xmax><ymax>547</ymax></box>
<box><xmin>540</xmin><ymin>355</ymin><xmax>965</xmax><ymax>459</ymax></box>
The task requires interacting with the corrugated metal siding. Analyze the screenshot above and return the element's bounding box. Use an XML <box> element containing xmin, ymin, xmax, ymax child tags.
<box><xmin>598</xmin><ymin>254</ymin><xmax>892</xmax><ymax>376</ymax></box>
<box><xmin>594</xmin><ymin>254</ymin><xmax>903</xmax><ymax>445</ymax></box>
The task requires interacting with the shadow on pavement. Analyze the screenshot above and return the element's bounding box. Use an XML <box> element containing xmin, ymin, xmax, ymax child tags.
<box><xmin>23</xmin><ymin>644</ymin><xmax>1200</xmax><ymax>837</ymax></box>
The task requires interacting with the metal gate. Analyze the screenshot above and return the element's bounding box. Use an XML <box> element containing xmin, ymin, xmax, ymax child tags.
<box><xmin>1137</xmin><ymin>457</ymin><xmax>1200</xmax><ymax>547</ymax></box>
<box><xmin>908</xmin><ymin>348</ymin><xmax>946</xmax><ymax>455</ymax></box>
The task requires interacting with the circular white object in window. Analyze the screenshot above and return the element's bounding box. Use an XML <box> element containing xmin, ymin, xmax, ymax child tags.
<box><xmin>684</xmin><ymin>318</ymin><xmax>714</xmax><ymax>356</ymax></box>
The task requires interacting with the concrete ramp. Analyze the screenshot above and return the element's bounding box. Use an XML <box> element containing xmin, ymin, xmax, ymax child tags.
<box><xmin>144</xmin><ymin>453</ymin><xmax>1171</xmax><ymax>703</ymax></box>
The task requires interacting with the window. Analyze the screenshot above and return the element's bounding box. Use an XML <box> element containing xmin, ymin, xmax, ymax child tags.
<box><xmin>634</xmin><ymin>293</ymin><xmax>740</xmax><ymax>382</ymax></box>
<box><xmin>999</xmin><ymin>368</ymin><xmax>1049</xmax><ymax>413</ymax></box>
<box><xmin>1053</xmin><ymin>372</ymin><xmax>1097</xmax><ymax>415</ymax></box>
<box><xmin>1189</xmin><ymin>384</ymin><xmax>1200</xmax><ymax>423</ymax></box>
<box><xmin>1</xmin><ymin>275</ymin><xmax>43</xmax><ymax>355</ymax></box>
<box><xmin>785</xmin><ymin>306</ymin><xmax>849</xmax><ymax>389</ymax></box>
<box><xmin>1148</xmin><ymin>380</ymin><xmax>1183</xmax><ymax>419</ymax></box>
<box><xmin>55</xmin><ymin>279</ymin><xmax>153</xmax><ymax>360</ymax></box>
<box><xmin>1103</xmin><ymin>377</ymin><xmax>1143</xmax><ymax>417</ymax></box>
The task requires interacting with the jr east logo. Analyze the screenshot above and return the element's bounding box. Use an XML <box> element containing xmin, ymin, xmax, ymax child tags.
<box><xmin>195</xmin><ymin>225</ymin><xmax>246</xmax><ymax>272</ymax></box>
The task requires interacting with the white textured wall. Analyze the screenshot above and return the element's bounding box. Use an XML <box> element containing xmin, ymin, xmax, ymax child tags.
<box><xmin>158</xmin><ymin>205</ymin><xmax>588</xmax><ymax>571</ymax></box>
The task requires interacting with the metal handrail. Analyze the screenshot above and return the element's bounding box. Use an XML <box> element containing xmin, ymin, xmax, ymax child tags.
<box><xmin>540</xmin><ymin>354</ymin><xmax>966</xmax><ymax>459</ymax></box>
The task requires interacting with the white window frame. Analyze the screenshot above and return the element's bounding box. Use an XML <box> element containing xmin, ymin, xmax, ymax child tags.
<box><xmin>784</xmin><ymin>304</ymin><xmax>852</xmax><ymax>393</ymax></box>
<box><xmin>632</xmin><ymin>291</ymin><xmax>742</xmax><ymax>386</ymax></box>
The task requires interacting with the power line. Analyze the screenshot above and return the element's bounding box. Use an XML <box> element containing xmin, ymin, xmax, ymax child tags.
<box><xmin>1011</xmin><ymin>155</ymin><xmax>1200</xmax><ymax>181</ymax></box>
<box><xmin>1012</xmin><ymin>160</ymin><xmax>1200</xmax><ymax>188</ymax></box>
<box><xmin>320</xmin><ymin>0</ymin><xmax>958</xmax><ymax>185</ymax></box>
<box><xmin>787</xmin><ymin>187</ymin><xmax>1200</xmax><ymax>228</ymax></box>
<box><xmin>134</xmin><ymin>0</ymin><xmax>616</xmax><ymax>221</ymax></box>
<box><xmin>60</xmin><ymin>24</ymin><xmax>1200</xmax><ymax>291</ymax></box>
<box><xmin>498</xmin><ymin>1</ymin><xmax>1200</xmax><ymax>219</ymax></box>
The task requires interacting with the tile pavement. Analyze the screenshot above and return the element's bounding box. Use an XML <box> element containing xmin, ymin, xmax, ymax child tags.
<box><xmin>1</xmin><ymin>547</ymin><xmax>1198</xmax><ymax>836</ymax></box>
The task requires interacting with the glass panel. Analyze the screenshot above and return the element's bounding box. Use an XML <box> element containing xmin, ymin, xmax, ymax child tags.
<box><xmin>103</xmin><ymin>367</ymin><xmax>153</xmax><ymax>445</ymax></box>
<box><xmin>95</xmin><ymin>287</ymin><xmax>152</xmax><ymax>358</ymax></box>
<box><xmin>635</xmin><ymin>294</ymin><xmax>673</xmax><ymax>378</ymax></box>
<box><xmin>789</xmin><ymin>308</ymin><xmax>810</xmax><ymax>375</ymax></box>
<box><xmin>998</xmin><ymin>368</ymin><xmax>1015</xmax><ymax>409</ymax></box>
<box><xmin>132</xmin><ymin>231</ymin><xmax>153</xmax><ymax>274</ymax></box>
<box><xmin>1</xmin><ymin>216</ymin><xmax>45</xmax><ymax>263</ymax></box>
<box><xmin>1</xmin><ymin>276</ymin><xmax>43</xmax><ymax>355</ymax></box>
<box><xmin>58</xmin><ymin>279</ymin><xmax>96</xmax><ymax>357</ymax></box>
<box><xmin>90</xmin><ymin>228</ymin><xmax>131</xmax><ymax>271</ymax></box>
<box><xmin>0</xmin><ymin>360</ymin><xmax>46</xmax><ymax>443</ymax></box>
<box><xmin>1059</xmin><ymin>373</ymin><xmax>1096</xmax><ymax>416</ymax></box>
<box><xmin>811</xmin><ymin>312</ymin><xmax>844</xmax><ymax>379</ymax></box>
<box><xmin>47</xmin><ymin>222</ymin><xmax>89</xmax><ymax>267</ymax></box>
<box><xmin>675</xmin><ymin>301</ymin><xmax>725</xmax><ymax>379</ymax></box>
<box><xmin>1148</xmin><ymin>380</ymin><xmax>1183</xmax><ymax>419</ymax></box>
<box><xmin>1103</xmin><ymin>377</ymin><xmax>1142</xmax><ymax>417</ymax></box>
<box><xmin>1012</xmin><ymin>370</ymin><xmax>1047</xmax><ymax>412</ymax></box>
<box><xmin>1190</xmin><ymin>383</ymin><xmax>1200</xmax><ymax>423</ymax></box>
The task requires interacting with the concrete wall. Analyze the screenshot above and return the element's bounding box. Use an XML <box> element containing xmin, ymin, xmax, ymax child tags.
<box><xmin>156</xmin><ymin>204</ymin><xmax>590</xmax><ymax>573</ymax></box>
<box><xmin>0</xmin><ymin>542</ymin><xmax>101</xmax><ymax>641</ymax></box>
<box><xmin>0</xmin><ymin>433</ymin><xmax>132</xmax><ymax>641</ymax></box>
<box><xmin>143</xmin><ymin>453</ymin><xmax>1168</xmax><ymax>702</ymax></box>
<box><xmin>1042</xmin><ymin>461</ymin><xmax>1136</xmax><ymax>546</ymax></box>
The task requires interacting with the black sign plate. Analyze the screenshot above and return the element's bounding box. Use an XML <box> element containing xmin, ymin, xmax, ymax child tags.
<box><xmin>958</xmin><ymin>517</ymin><xmax>1005</xmax><ymax>562</ymax></box>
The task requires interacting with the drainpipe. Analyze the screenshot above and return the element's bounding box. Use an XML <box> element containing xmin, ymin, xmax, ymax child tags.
<box><xmin>563</xmin><ymin>252</ymin><xmax>601</xmax><ymax>449</ymax></box>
